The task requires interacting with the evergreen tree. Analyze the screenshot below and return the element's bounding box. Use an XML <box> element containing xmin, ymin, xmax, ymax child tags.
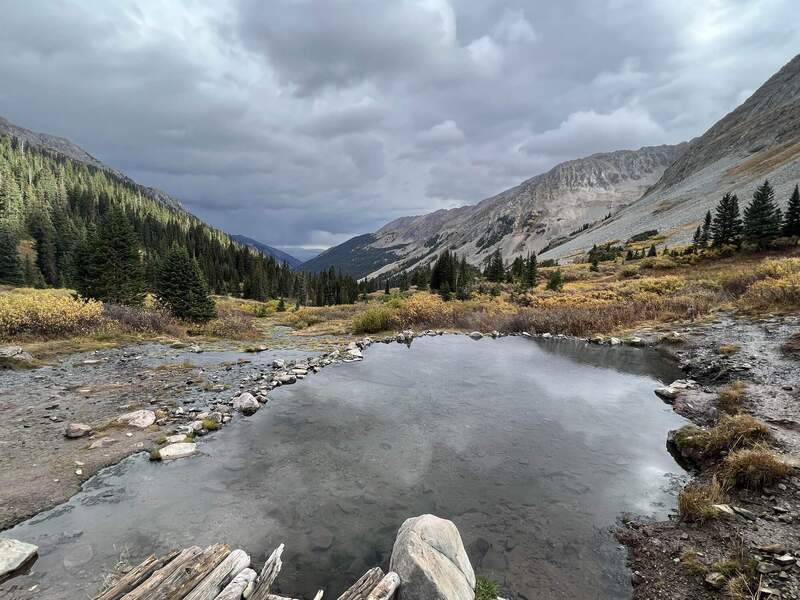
<box><xmin>783</xmin><ymin>184</ymin><xmax>800</xmax><ymax>238</ymax></box>
<box><xmin>523</xmin><ymin>252</ymin><xmax>538</xmax><ymax>288</ymax></box>
<box><xmin>692</xmin><ymin>225</ymin><xmax>702</xmax><ymax>250</ymax></box>
<box><xmin>0</xmin><ymin>226</ymin><xmax>23</xmax><ymax>284</ymax></box>
<box><xmin>647</xmin><ymin>244</ymin><xmax>657</xmax><ymax>257</ymax></box>
<box><xmin>699</xmin><ymin>210</ymin><xmax>712</xmax><ymax>246</ymax></box>
<box><xmin>546</xmin><ymin>270</ymin><xmax>564</xmax><ymax>291</ymax></box>
<box><xmin>589</xmin><ymin>258</ymin><xmax>599</xmax><ymax>272</ymax></box>
<box><xmin>276</xmin><ymin>297</ymin><xmax>286</xmax><ymax>312</ymax></box>
<box><xmin>384</xmin><ymin>279</ymin><xmax>390</xmax><ymax>295</ymax></box>
<box><xmin>485</xmin><ymin>249</ymin><xmax>505</xmax><ymax>282</ymax></box>
<box><xmin>156</xmin><ymin>247</ymin><xmax>217</xmax><ymax>322</ymax></box>
<box><xmin>81</xmin><ymin>208</ymin><xmax>146</xmax><ymax>305</ymax></box>
<box><xmin>30</xmin><ymin>214</ymin><xmax>58</xmax><ymax>286</ymax></box>
<box><xmin>744</xmin><ymin>180</ymin><xmax>782</xmax><ymax>248</ymax></box>
<box><xmin>711</xmin><ymin>193</ymin><xmax>743</xmax><ymax>247</ymax></box>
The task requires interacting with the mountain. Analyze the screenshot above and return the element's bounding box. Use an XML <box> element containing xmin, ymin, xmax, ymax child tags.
<box><xmin>544</xmin><ymin>53</ymin><xmax>800</xmax><ymax>260</ymax></box>
<box><xmin>230</xmin><ymin>234</ymin><xmax>302</xmax><ymax>268</ymax></box>
<box><xmin>303</xmin><ymin>144</ymin><xmax>686</xmax><ymax>278</ymax></box>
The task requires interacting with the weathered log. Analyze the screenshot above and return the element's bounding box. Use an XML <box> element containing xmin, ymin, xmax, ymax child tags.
<box><xmin>94</xmin><ymin>551</ymin><xmax>179</xmax><ymax>600</ymax></box>
<box><xmin>121</xmin><ymin>546</ymin><xmax>204</xmax><ymax>600</ymax></box>
<box><xmin>336</xmin><ymin>567</ymin><xmax>384</xmax><ymax>600</ymax></box>
<box><xmin>264</xmin><ymin>595</ymin><xmax>299</xmax><ymax>600</ymax></box>
<box><xmin>184</xmin><ymin>548</ymin><xmax>250</xmax><ymax>600</ymax></box>
<box><xmin>312</xmin><ymin>590</ymin><xmax>324</xmax><ymax>600</ymax></box>
<box><xmin>125</xmin><ymin>544</ymin><xmax>230</xmax><ymax>600</ymax></box>
<box><xmin>215</xmin><ymin>567</ymin><xmax>257</xmax><ymax>600</ymax></box>
<box><xmin>366</xmin><ymin>572</ymin><xmax>400</xmax><ymax>600</ymax></box>
<box><xmin>249</xmin><ymin>544</ymin><xmax>284</xmax><ymax>600</ymax></box>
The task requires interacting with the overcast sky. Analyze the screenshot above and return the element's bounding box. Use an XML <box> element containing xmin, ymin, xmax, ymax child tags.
<box><xmin>1</xmin><ymin>1</ymin><xmax>798</xmax><ymax>259</ymax></box>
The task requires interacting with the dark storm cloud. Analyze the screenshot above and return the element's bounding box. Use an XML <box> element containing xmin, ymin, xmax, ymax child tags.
<box><xmin>1</xmin><ymin>1</ymin><xmax>798</xmax><ymax>252</ymax></box>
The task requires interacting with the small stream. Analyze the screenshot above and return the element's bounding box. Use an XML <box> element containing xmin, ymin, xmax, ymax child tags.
<box><xmin>1</xmin><ymin>335</ymin><xmax>688</xmax><ymax>600</ymax></box>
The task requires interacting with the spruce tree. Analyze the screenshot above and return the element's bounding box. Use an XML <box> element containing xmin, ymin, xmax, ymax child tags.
<box><xmin>384</xmin><ymin>279</ymin><xmax>390</xmax><ymax>295</ymax></box>
<box><xmin>700</xmin><ymin>210</ymin><xmax>712</xmax><ymax>246</ymax></box>
<box><xmin>156</xmin><ymin>247</ymin><xmax>217</xmax><ymax>322</ymax></box>
<box><xmin>524</xmin><ymin>252</ymin><xmax>538</xmax><ymax>288</ymax></box>
<box><xmin>86</xmin><ymin>208</ymin><xmax>146</xmax><ymax>305</ymax></box>
<box><xmin>692</xmin><ymin>225</ymin><xmax>702</xmax><ymax>250</ymax></box>
<box><xmin>711</xmin><ymin>193</ymin><xmax>743</xmax><ymax>247</ymax></box>
<box><xmin>647</xmin><ymin>244</ymin><xmax>657</xmax><ymax>257</ymax></box>
<box><xmin>744</xmin><ymin>180</ymin><xmax>782</xmax><ymax>248</ymax></box>
<box><xmin>485</xmin><ymin>249</ymin><xmax>505</xmax><ymax>282</ymax></box>
<box><xmin>783</xmin><ymin>184</ymin><xmax>800</xmax><ymax>238</ymax></box>
<box><xmin>546</xmin><ymin>270</ymin><xmax>564</xmax><ymax>291</ymax></box>
<box><xmin>0</xmin><ymin>226</ymin><xmax>24</xmax><ymax>284</ymax></box>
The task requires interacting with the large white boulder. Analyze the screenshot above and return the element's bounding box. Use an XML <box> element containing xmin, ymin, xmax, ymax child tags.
<box><xmin>158</xmin><ymin>442</ymin><xmax>197</xmax><ymax>460</ymax></box>
<box><xmin>116</xmin><ymin>410</ymin><xmax>156</xmax><ymax>428</ymax></box>
<box><xmin>233</xmin><ymin>392</ymin><xmax>260</xmax><ymax>416</ymax></box>
<box><xmin>0</xmin><ymin>538</ymin><xmax>38</xmax><ymax>583</ymax></box>
<box><xmin>389</xmin><ymin>515</ymin><xmax>475</xmax><ymax>600</ymax></box>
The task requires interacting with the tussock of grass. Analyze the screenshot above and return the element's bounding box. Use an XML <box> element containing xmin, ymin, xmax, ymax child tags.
<box><xmin>680</xmin><ymin>549</ymin><xmax>709</xmax><ymax>576</ymax></box>
<box><xmin>201</xmin><ymin>418</ymin><xmax>220</xmax><ymax>431</ymax></box>
<box><xmin>721</xmin><ymin>446</ymin><xmax>789</xmax><ymax>490</ymax></box>
<box><xmin>678</xmin><ymin>478</ymin><xmax>726</xmax><ymax>522</ymax></box>
<box><xmin>711</xmin><ymin>559</ymin><xmax>742</xmax><ymax>578</ymax></box>
<box><xmin>149</xmin><ymin>448</ymin><xmax>162</xmax><ymax>461</ymax></box>
<box><xmin>475</xmin><ymin>576</ymin><xmax>500</xmax><ymax>600</ymax></box>
<box><xmin>715</xmin><ymin>381</ymin><xmax>748</xmax><ymax>415</ymax></box>
<box><xmin>725</xmin><ymin>574</ymin><xmax>755</xmax><ymax>600</ymax></box>
<box><xmin>717</xmin><ymin>343</ymin><xmax>741</xmax><ymax>356</ymax></box>
<box><xmin>707</xmin><ymin>415</ymin><xmax>770</xmax><ymax>454</ymax></box>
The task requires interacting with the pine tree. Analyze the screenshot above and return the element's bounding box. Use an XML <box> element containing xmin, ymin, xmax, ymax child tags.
<box><xmin>692</xmin><ymin>226</ymin><xmax>702</xmax><ymax>250</ymax></box>
<box><xmin>485</xmin><ymin>249</ymin><xmax>505</xmax><ymax>282</ymax></box>
<box><xmin>384</xmin><ymin>279</ymin><xmax>390</xmax><ymax>295</ymax></box>
<box><xmin>546</xmin><ymin>270</ymin><xmax>564</xmax><ymax>291</ymax></box>
<box><xmin>82</xmin><ymin>208</ymin><xmax>146</xmax><ymax>305</ymax></box>
<box><xmin>711</xmin><ymin>193</ymin><xmax>743</xmax><ymax>247</ymax></box>
<box><xmin>524</xmin><ymin>252</ymin><xmax>538</xmax><ymax>288</ymax></box>
<box><xmin>0</xmin><ymin>226</ymin><xmax>24</xmax><ymax>284</ymax></box>
<box><xmin>783</xmin><ymin>184</ymin><xmax>800</xmax><ymax>238</ymax></box>
<box><xmin>699</xmin><ymin>211</ymin><xmax>712</xmax><ymax>246</ymax></box>
<box><xmin>647</xmin><ymin>244</ymin><xmax>657</xmax><ymax>257</ymax></box>
<box><xmin>156</xmin><ymin>247</ymin><xmax>217</xmax><ymax>322</ymax></box>
<box><xmin>276</xmin><ymin>297</ymin><xmax>286</xmax><ymax>312</ymax></box>
<box><xmin>744</xmin><ymin>180</ymin><xmax>782</xmax><ymax>248</ymax></box>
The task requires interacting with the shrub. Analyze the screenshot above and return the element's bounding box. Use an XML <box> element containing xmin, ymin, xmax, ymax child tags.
<box><xmin>102</xmin><ymin>303</ymin><xmax>181</xmax><ymax>335</ymax></box>
<box><xmin>717</xmin><ymin>343</ymin><xmax>741</xmax><ymax>356</ymax></box>
<box><xmin>739</xmin><ymin>272</ymin><xmax>800</xmax><ymax>310</ymax></box>
<box><xmin>680</xmin><ymin>549</ymin><xmax>709</xmax><ymax>576</ymax></box>
<box><xmin>395</xmin><ymin>293</ymin><xmax>454</xmax><ymax>328</ymax></box>
<box><xmin>546</xmin><ymin>270</ymin><xmax>564</xmax><ymax>291</ymax></box>
<box><xmin>475</xmin><ymin>576</ymin><xmax>500</xmax><ymax>600</ymax></box>
<box><xmin>721</xmin><ymin>447</ymin><xmax>789</xmax><ymax>490</ymax></box>
<box><xmin>201</xmin><ymin>418</ymin><xmax>220</xmax><ymax>431</ymax></box>
<box><xmin>619</xmin><ymin>265</ymin><xmax>640</xmax><ymax>279</ymax></box>
<box><xmin>678</xmin><ymin>478</ymin><xmax>725</xmax><ymax>522</ymax></box>
<box><xmin>715</xmin><ymin>380</ymin><xmax>747</xmax><ymax>414</ymax></box>
<box><xmin>706</xmin><ymin>414</ymin><xmax>769</xmax><ymax>454</ymax></box>
<box><xmin>0</xmin><ymin>288</ymin><xmax>106</xmax><ymax>339</ymax></box>
<box><xmin>352</xmin><ymin>306</ymin><xmax>396</xmax><ymax>333</ymax></box>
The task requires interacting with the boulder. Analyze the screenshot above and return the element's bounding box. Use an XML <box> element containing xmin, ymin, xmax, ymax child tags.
<box><xmin>389</xmin><ymin>514</ymin><xmax>475</xmax><ymax>600</ymax></box>
<box><xmin>65</xmin><ymin>423</ymin><xmax>92</xmax><ymax>439</ymax></box>
<box><xmin>233</xmin><ymin>393</ymin><xmax>260</xmax><ymax>416</ymax></box>
<box><xmin>468</xmin><ymin>332</ymin><xmax>483</xmax><ymax>340</ymax></box>
<box><xmin>0</xmin><ymin>538</ymin><xmax>38</xmax><ymax>583</ymax></box>
<box><xmin>347</xmin><ymin>348</ymin><xmax>364</xmax><ymax>360</ymax></box>
<box><xmin>158</xmin><ymin>442</ymin><xmax>197</xmax><ymax>460</ymax></box>
<box><xmin>116</xmin><ymin>410</ymin><xmax>156</xmax><ymax>429</ymax></box>
<box><xmin>0</xmin><ymin>346</ymin><xmax>33</xmax><ymax>361</ymax></box>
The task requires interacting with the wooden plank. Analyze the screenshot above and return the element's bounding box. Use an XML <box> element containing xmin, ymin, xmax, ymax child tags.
<box><xmin>121</xmin><ymin>546</ymin><xmax>204</xmax><ymax>600</ymax></box>
<box><xmin>215</xmin><ymin>568</ymin><xmax>256</xmax><ymax>600</ymax></box>
<box><xmin>336</xmin><ymin>567</ymin><xmax>384</xmax><ymax>600</ymax></box>
<box><xmin>94</xmin><ymin>551</ymin><xmax>179</xmax><ymax>600</ymax></box>
<box><xmin>143</xmin><ymin>543</ymin><xmax>230</xmax><ymax>600</ymax></box>
<box><xmin>184</xmin><ymin>548</ymin><xmax>249</xmax><ymax>600</ymax></box>
<box><xmin>249</xmin><ymin>544</ymin><xmax>284</xmax><ymax>600</ymax></box>
<box><xmin>366</xmin><ymin>572</ymin><xmax>400</xmax><ymax>600</ymax></box>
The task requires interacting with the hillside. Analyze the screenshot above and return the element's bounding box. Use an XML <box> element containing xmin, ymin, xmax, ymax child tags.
<box><xmin>230</xmin><ymin>234</ymin><xmax>302</xmax><ymax>269</ymax></box>
<box><xmin>546</xmin><ymin>53</ymin><xmax>800</xmax><ymax>260</ymax></box>
<box><xmin>303</xmin><ymin>144</ymin><xmax>686</xmax><ymax>279</ymax></box>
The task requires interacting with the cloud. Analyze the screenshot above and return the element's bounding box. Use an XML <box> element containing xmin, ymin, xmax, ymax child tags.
<box><xmin>0</xmin><ymin>0</ymin><xmax>798</xmax><ymax>250</ymax></box>
<box><xmin>521</xmin><ymin>106</ymin><xmax>667</xmax><ymax>158</ymax></box>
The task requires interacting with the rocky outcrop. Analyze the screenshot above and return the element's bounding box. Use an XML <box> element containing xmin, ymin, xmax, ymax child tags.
<box><xmin>389</xmin><ymin>515</ymin><xmax>476</xmax><ymax>600</ymax></box>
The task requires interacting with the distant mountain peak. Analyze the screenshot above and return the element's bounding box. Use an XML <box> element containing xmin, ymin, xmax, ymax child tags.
<box><xmin>230</xmin><ymin>234</ymin><xmax>303</xmax><ymax>268</ymax></box>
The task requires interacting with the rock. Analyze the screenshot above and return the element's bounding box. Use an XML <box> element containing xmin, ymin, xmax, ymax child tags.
<box><xmin>758</xmin><ymin>562</ymin><xmax>781</xmax><ymax>575</ymax></box>
<box><xmin>590</xmin><ymin>335</ymin><xmax>605</xmax><ymax>344</ymax></box>
<box><xmin>774</xmin><ymin>554</ymin><xmax>796</xmax><ymax>566</ymax></box>
<box><xmin>704</xmin><ymin>572</ymin><xmax>726</xmax><ymax>590</ymax></box>
<box><xmin>272</xmin><ymin>359</ymin><xmax>286</xmax><ymax>369</ymax></box>
<box><xmin>88</xmin><ymin>436</ymin><xmax>117</xmax><ymax>450</ymax></box>
<box><xmin>170</xmin><ymin>341</ymin><xmax>187</xmax><ymax>349</ymax></box>
<box><xmin>62</xmin><ymin>542</ymin><xmax>94</xmax><ymax>570</ymax></box>
<box><xmin>0</xmin><ymin>346</ymin><xmax>33</xmax><ymax>361</ymax></box>
<box><xmin>711</xmin><ymin>504</ymin><xmax>737</xmax><ymax>519</ymax></box>
<box><xmin>233</xmin><ymin>393</ymin><xmax>260</xmax><ymax>416</ymax></box>
<box><xmin>626</xmin><ymin>336</ymin><xmax>646</xmax><ymax>347</ymax></box>
<box><xmin>157</xmin><ymin>442</ymin><xmax>197</xmax><ymax>460</ymax></box>
<box><xmin>64</xmin><ymin>423</ymin><xmax>92</xmax><ymax>439</ymax></box>
<box><xmin>468</xmin><ymin>332</ymin><xmax>483</xmax><ymax>340</ymax></box>
<box><xmin>245</xmin><ymin>345</ymin><xmax>268</xmax><ymax>353</ymax></box>
<box><xmin>732</xmin><ymin>506</ymin><xmax>757</xmax><ymax>520</ymax></box>
<box><xmin>541</xmin><ymin>332</ymin><xmax>552</xmax><ymax>339</ymax></box>
<box><xmin>347</xmin><ymin>348</ymin><xmax>364</xmax><ymax>360</ymax></box>
<box><xmin>165</xmin><ymin>434</ymin><xmax>188</xmax><ymax>444</ymax></box>
<box><xmin>389</xmin><ymin>514</ymin><xmax>475</xmax><ymax>600</ymax></box>
<box><xmin>757</xmin><ymin>543</ymin><xmax>786</xmax><ymax>555</ymax></box>
<box><xmin>116</xmin><ymin>410</ymin><xmax>156</xmax><ymax>429</ymax></box>
<box><xmin>310</xmin><ymin>527</ymin><xmax>334</xmax><ymax>551</ymax></box>
<box><xmin>609</xmin><ymin>337</ymin><xmax>622</xmax><ymax>346</ymax></box>
<box><xmin>0</xmin><ymin>538</ymin><xmax>38</xmax><ymax>583</ymax></box>
<box><xmin>655</xmin><ymin>387</ymin><xmax>679</xmax><ymax>402</ymax></box>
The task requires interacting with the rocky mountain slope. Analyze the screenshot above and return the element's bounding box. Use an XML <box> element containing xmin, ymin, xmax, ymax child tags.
<box><xmin>304</xmin><ymin>144</ymin><xmax>686</xmax><ymax>278</ymax></box>
<box><xmin>545</xmin><ymin>53</ymin><xmax>800</xmax><ymax>260</ymax></box>
<box><xmin>230</xmin><ymin>234</ymin><xmax>302</xmax><ymax>268</ymax></box>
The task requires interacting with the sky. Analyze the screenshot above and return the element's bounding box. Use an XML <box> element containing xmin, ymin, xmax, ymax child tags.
<box><xmin>1</xmin><ymin>1</ymin><xmax>799</xmax><ymax>260</ymax></box>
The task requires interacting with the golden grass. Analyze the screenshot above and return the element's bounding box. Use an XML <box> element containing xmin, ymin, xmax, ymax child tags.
<box><xmin>706</xmin><ymin>414</ymin><xmax>770</xmax><ymax>454</ymax></box>
<box><xmin>678</xmin><ymin>477</ymin><xmax>726</xmax><ymax>523</ymax></box>
<box><xmin>0</xmin><ymin>288</ymin><xmax>105</xmax><ymax>338</ymax></box>
<box><xmin>721</xmin><ymin>446</ymin><xmax>790</xmax><ymax>490</ymax></box>
<box><xmin>715</xmin><ymin>380</ymin><xmax>748</xmax><ymax>414</ymax></box>
<box><xmin>725</xmin><ymin>574</ymin><xmax>755</xmax><ymax>600</ymax></box>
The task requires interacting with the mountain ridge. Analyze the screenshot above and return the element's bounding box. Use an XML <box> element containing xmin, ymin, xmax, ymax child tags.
<box><xmin>230</xmin><ymin>234</ymin><xmax>302</xmax><ymax>268</ymax></box>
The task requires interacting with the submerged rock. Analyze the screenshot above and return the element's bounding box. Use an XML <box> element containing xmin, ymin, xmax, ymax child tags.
<box><xmin>390</xmin><ymin>514</ymin><xmax>475</xmax><ymax>600</ymax></box>
<box><xmin>0</xmin><ymin>538</ymin><xmax>38</xmax><ymax>583</ymax></box>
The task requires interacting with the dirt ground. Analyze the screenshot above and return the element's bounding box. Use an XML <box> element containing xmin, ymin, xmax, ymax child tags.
<box><xmin>618</xmin><ymin>312</ymin><xmax>800</xmax><ymax>600</ymax></box>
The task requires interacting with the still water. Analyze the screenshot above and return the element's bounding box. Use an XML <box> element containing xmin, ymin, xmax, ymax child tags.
<box><xmin>1</xmin><ymin>335</ymin><xmax>687</xmax><ymax>600</ymax></box>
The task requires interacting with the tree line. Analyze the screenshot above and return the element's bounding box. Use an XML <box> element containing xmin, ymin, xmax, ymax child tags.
<box><xmin>0</xmin><ymin>135</ymin><xmax>358</xmax><ymax>317</ymax></box>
